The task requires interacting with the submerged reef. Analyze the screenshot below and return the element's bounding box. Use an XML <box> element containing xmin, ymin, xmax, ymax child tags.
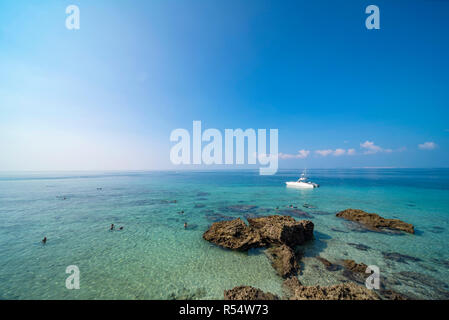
<box><xmin>336</xmin><ymin>209</ymin><xmax>414</xmax><ymax>234</ymax></box>
<box><xmin>224</xmin><ymin>286</ymin><xmax>279</xmax><ymax>300</ymax></box>
<box><xmin>202</xmin><ymin>211</ymin><xmax>429</xmax><ymax>300</ymax></box>
<box><xmin>282</xmin><ymin>277</ymin><xmax>380</xmax><ymax>300</ymax></box>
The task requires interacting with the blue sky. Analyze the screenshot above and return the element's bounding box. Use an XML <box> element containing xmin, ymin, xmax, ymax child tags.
<box><xmin>0</xmin><ymin>0</ymin><xmax>448</xmax><ymax>170</ymax></box>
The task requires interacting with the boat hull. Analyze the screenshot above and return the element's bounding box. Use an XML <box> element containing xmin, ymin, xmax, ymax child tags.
<box><xmin>286</xmin><ymin>181</ymin><xmax>317</xmax><ymax>189</ymax></box>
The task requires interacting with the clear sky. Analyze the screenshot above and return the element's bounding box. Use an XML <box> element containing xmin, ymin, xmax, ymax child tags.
<box><xmin>1</xmin><ymin>0</ymin><xmax>448</xmax><ymax>170</ymax></box>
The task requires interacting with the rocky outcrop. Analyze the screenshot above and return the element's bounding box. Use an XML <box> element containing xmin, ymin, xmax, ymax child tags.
<box><xmin>293</xmin><ymin>283</ymin><xmax>380</xmax><ymax>300</ymax></box>
<box><xmin>283</xmin><ymin>278</ymin><xmax>380</xmax><ymax>300</ymax></box>
<box><xmin>282</xmin><ymin>276</ymin><xmax>303</xmax><ymax>295</ymax></box>
<box><xmin>247</xmin><ymin>215</ymin><xmax>314</xmax><ymax>247</ymax></box>
<box><xmin>202</xmin><ymin>218</ymin><xmax>265</xmax><ymax>251</ymax></box>
<box><xmin>224</xmin><ymin>286</ymin><xmax>279</xmax><ymax>300</ymax></box>
<box><xmin>203</xmin><ymin>216</ymin><xmax>314</xmax><ymax>288</ymax></box>
<box><xmin>336</xmin><ymin>209</ymin><xmax>414</xmax><ymax>234</ymax></box>
<box><xmin>282</xmin><ymin>276</ymin><xmax>302</xmax><ymax>299</ymax></box>
<box><xmin>265</xmin><ymin>245</ymin><xmax>299</xmax><ymax>278</ymax></box>
<box><xmin>299</xmin><ymin>220</ymin><xmax>314</xmax><ymax>241</ymax></box>
<box><xmin>203</xmin><ymin>215</ymin><xmax>314</xmax><ymax>251</ymax></box>
<box><xmin>342</xmin><ymin>260</ymin><xmax>368</xmax><ymax>273</ymax></box>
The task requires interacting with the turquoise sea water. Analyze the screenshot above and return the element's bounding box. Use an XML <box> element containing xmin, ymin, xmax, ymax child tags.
<box><xmin>0</xmin><ymin>169</ymin><xmax>448</xmax><ymax>300</ymax></box>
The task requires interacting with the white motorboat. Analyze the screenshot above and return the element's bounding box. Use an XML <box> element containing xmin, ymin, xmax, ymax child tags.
<box><xmin>286</xmin><ymin>170</ymin><xmax>319</xmax><ymax>189</ymax></box>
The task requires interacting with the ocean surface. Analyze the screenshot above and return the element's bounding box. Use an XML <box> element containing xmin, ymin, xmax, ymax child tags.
<box><xmin>0</xmin><ymin>169</ymin><xmax>448</xmax><ymax>300</ymax></box>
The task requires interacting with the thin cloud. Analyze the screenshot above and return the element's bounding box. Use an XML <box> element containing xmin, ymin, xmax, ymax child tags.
<box><xmin>418</xmin><ymin>142</ymin><xmax>437</xmax><ymax>150</ymax></box>
<box><xmin>333</xmin><ymin>148</ymin><xmax>346</xmax><ymax>156</ymax></box>
<box><xmin>347</xmin><ymin>148</ymin><xmax>356</xmax><ymax>155</ymax></box>
<box><xmin>315</xmin><ymin>149</ymin><xmax>333</xmax><ymax>157</ymax></box>
<box><xmin>315</xmin><ymin>148</ymin><xmax>352</xmax><ymax>157</ymax></box>
<box><xmin>279</xmin><ymin>149</ymin><xmax>310</xmax><ymax>159</ymax></box>
<box><xmin>283</xmin><ymin>142</ymin><xmax>398</xmax><ymax>160</ymax></box>
<box><xmin>297</xmin><ymin>149</ymin><xmax>310</xmax><ymax>158</ymax></box>
<box><xmin>360</xmin><ymin>141</ymin><xmax>382</xmax><ymax>154</ymax></box>
<box><xmin>360</xmin><ymin>141</ymin><xmax>392</xmax><ymax>154</ymax></box>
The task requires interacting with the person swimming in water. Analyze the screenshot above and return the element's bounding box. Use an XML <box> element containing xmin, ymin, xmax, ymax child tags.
<box><xmin>118</xmin><ymin>226</ymin><xmax>123</xmax><ymax>230</ymax></box>
<box><xmin>184</xmin><ymin>222</ymin><xmax>187</xmax><ymax>229</ymax></box>
<box><xmin>42</xmin><ymin>237</ymin><xmax>47</xmax><ymax>244</ymax></box>
<box><xmin>110</xmin><ymin>224</ymin><xmax>115</xmax><ymax>231</ymax></box>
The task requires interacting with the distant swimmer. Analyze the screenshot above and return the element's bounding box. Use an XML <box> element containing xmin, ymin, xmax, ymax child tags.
<box><xmin>42</xmin><ymin>237</ymin><xmax>47</xmax><ymax>244</ymax></box>
<box><xmin>119</xmin><ymin>226</ymin><xmax>123</xmax><ymax>230</ymax></box>
<box><xmin>184</xmin><ymin>222</ymin><xmax>188</xmax><ymax>229</ymax></box>
<box><xmin>110</xmin><ymin>224</ymin><xmax>115</xmax><ymax>231</ymax></box>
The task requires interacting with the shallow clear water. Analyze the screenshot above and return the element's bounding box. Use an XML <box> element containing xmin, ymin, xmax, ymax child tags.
<box><xmin>0</xmin><ymin>169</ymin><xmax>448</xmax><ymax>299</ymax></box>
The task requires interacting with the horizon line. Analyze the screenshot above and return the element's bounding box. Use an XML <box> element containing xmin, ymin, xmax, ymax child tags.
<box><xmin>1</xmin><ymin>167</ymin><xmax>449</xmax><ymax>173</ymax></box>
